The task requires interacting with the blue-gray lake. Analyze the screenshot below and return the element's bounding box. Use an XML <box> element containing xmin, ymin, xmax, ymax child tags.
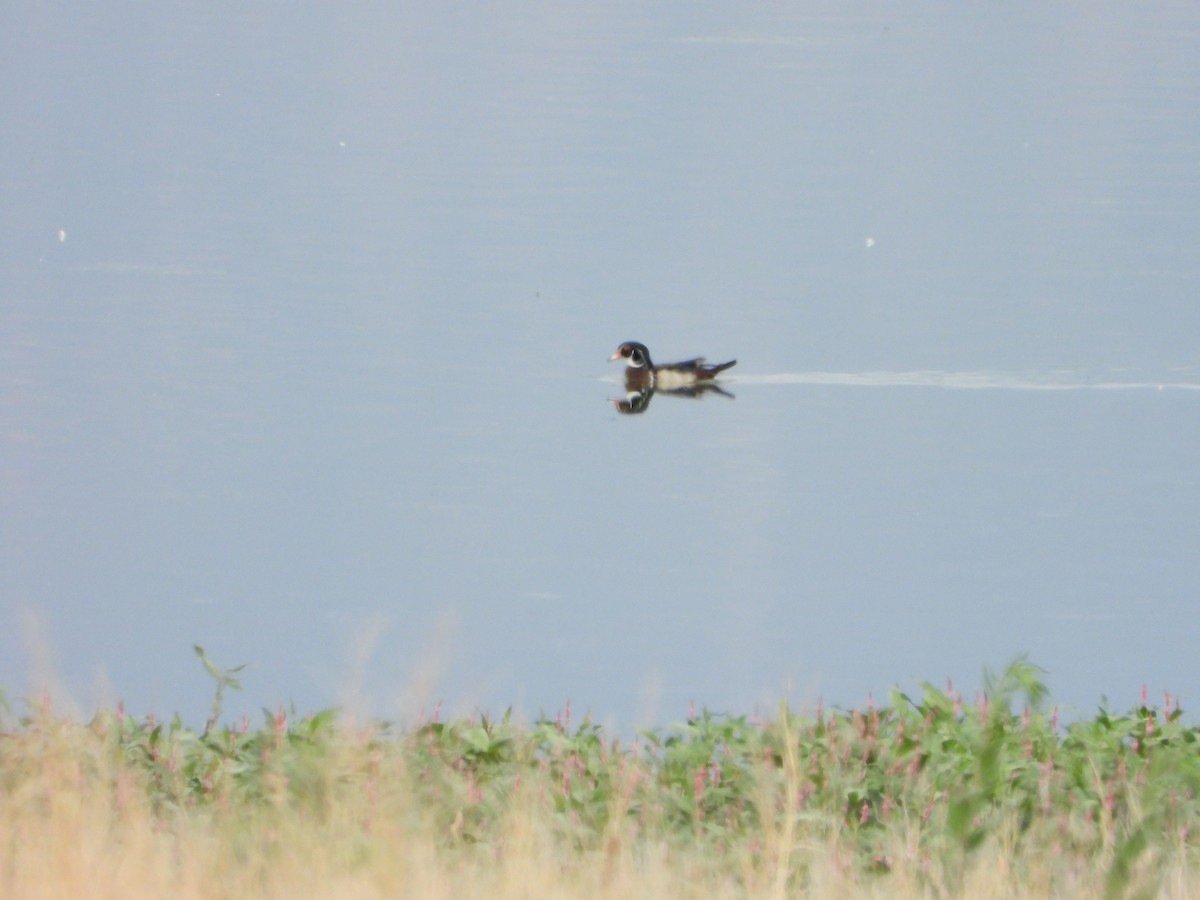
<box><xmin>3</xmin><ymin>3</ymin><xmax>1198</xmax><ymax>727</ymax></box>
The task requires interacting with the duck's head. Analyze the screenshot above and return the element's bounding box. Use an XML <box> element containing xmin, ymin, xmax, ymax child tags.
<box><xmin>609</xmin><ymin>341</ymin><xmax>652</xmax><ymax>368</ymax></box>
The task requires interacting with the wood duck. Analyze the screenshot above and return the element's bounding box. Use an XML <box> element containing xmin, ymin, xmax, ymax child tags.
<box><xmin>608</xmin><ymin>341</ymin><xmax>736</xmax><ymax>390</ymax></box>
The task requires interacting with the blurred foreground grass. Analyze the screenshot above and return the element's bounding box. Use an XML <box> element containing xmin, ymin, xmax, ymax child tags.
<box><xmin>2</xmin><ymin>657</ymin><xmax>1197</xmax><ymax>898</ymax></box>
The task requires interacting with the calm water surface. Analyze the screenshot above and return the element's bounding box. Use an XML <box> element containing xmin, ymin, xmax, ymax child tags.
<box><xmin>3</xmin><ymin>3</ymin><xmax>1198</xmax><ymax>725</ymax></box>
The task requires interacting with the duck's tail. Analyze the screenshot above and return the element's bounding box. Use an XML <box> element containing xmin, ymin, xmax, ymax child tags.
<box><xmin>702</xmin><ymin>359</ymin><xmax>737</xmax><ymax>378</ymax></box>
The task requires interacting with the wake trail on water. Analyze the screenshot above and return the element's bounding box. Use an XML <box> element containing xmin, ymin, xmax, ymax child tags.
<box><xmin>724</xmin><ymin>369</ymin><xmax>1200</xmax><ymax>391</ymax></box>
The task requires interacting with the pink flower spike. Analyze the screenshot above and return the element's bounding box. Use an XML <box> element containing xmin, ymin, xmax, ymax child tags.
<box><xmin>1141</xmin><ymin>684</ymin><xmax>1149</xmax><ymax>707</ymax></box>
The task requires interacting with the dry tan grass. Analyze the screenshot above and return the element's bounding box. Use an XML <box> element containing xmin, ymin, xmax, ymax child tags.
<box><xmin>2</xmin><ymin>696</ymin><xmax>1197</xmax><ymax>899</ymax></box>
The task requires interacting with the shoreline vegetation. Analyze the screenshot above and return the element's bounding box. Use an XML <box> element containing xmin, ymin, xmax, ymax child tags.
<box><xmin>2</xmin><ymin>656</ymin><xmax>1197</xmax><ymax>898</ymax></box>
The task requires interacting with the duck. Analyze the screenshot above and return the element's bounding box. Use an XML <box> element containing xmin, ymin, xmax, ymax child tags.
<box><xmin>608</xmin><ymin>341</ymin><xmax>736</xmax><ymax>390</ymax></box>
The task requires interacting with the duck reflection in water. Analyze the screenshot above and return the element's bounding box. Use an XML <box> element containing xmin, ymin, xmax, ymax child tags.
<box><xmin>608</xmin><ymin>341</ymin><xmax>736</xmax><ymax>415</ymax></box>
